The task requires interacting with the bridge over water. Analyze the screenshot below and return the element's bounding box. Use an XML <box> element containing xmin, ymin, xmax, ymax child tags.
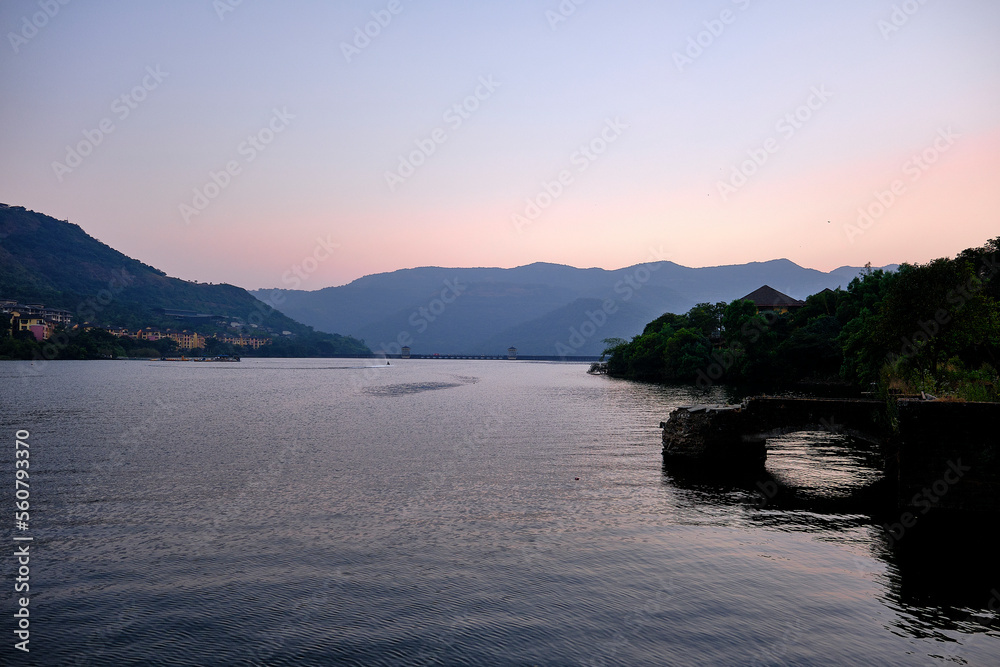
<box><xmin>660</xmin><ymin>397</ymin><xmax>999</xmax><ymax>512</ymax></box>
<box><xmin>737</xmin><ymin>397</ymin><xmax>887</xmax><ymax>445</ymax></box>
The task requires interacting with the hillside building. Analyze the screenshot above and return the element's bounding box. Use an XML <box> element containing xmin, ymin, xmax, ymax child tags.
<box><xmin>740</xmin><ymin>285</ymin><xmax>805</xmax><ymax>314</ymax></box>
<box><xmin>2</xmin><ymin>299</ymin><xmax>71</xmax><ymax>340</ymax></box>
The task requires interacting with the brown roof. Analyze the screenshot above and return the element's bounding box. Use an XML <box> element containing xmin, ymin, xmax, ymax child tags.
<box><xmin>740</xmin><ymin>285</ymin><xmax>804</xmax><ymax>309</ymax></box>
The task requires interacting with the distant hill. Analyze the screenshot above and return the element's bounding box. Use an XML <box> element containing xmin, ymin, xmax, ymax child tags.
<box><xmin>0</xmin><ymin>203</ymin><xmax>369</xmax><ymax>355</ymax></box>
<box><xmin>254</xmin><ymin>259</ymin><xmax>896</xmax><ymax>356</ymax></box>
<box><xmin>1</xmin><ymin>202</ymin><xmax>895</xmax><ymax>358</ymax></box>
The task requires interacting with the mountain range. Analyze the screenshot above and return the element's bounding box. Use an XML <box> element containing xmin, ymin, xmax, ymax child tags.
<box><xmin>254</xmin><ymin>259</ymin><xmax>894</xmax><ymax>357</ymax></box>
<box><xmin>1</xmin><ymin>202</ymin><xmax>896</xmax><ymax>357</ymax></box>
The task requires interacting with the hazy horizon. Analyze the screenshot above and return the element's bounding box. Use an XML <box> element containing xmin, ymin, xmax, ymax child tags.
<box><xmin>2</xmin><ymin>0</ymin><xmax>998</xmax><ymax>289</ymax></box>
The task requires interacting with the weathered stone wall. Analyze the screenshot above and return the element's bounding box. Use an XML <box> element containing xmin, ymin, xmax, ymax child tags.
<box><xmin>660</xmin><ymin>405</ymin><xmax>764</xmax><ymax>466</ymax></box>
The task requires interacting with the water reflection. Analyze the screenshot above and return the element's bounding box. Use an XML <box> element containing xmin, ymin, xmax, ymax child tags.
<box><xmin>5</xmin><ymin>359</ymin><xmax>998</xmax><ymax>664</ymax></box>
<box><xmin>880</xmin><ymin>512</ymin><xmax>1000</xmax><ymax>630</ymax></box>
<box><xmin>661</xmin><ymin>429</ymin><xmax>1000</xmax><ymax>637</ymax></box>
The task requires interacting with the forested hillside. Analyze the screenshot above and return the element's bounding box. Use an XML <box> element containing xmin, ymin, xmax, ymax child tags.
<box><xmin>0</xmin><ymin>204</ymin><xmax>369</xmax><ymax>358</ymax></box>
<box><xmin>603</xmin><ymin>238</ymin><xmax>1000</xmax><ymax>401</ymax></box>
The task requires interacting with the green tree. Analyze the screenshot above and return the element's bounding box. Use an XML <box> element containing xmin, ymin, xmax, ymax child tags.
<box><xmin>778</xmin><ymin>315</ymin><xmax>842</xmax><ymax>380</ymax></box>
<box><xmin>879</xmin><ymin>258</ymin><xmax>1000</xmax><ymax>384</ymax></box>
<box><xmin>685</xmin><ymin>302</ymin><xmax>726</xmax><ymax>338</ymax></box>
<box><xmin>663</xmin><ymin>328</ymin><xmax>712</xmax><ymax>381</ymax></box>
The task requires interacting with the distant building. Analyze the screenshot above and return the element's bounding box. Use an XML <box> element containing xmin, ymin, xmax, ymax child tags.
<box><xmin>135</xmin><ymin>328</ymin><xmax>164</xmax><ymax>342</ymax></box>
<box><xmin>13</xmin><ymin>303</ymin><xmax>71</xmax><ymax>323</ymax></box>
<box><xmin>1</xmin><ymin>299</ymin><xmax>72</xmax><ymax>340</ymax></box>
<box><xmin>740</xmin><ymin>285</ymin><xmax>804</xmax><ymax>314</ymax></box>
<box><xmin>401</xmin><ymin>346</ymin><xmax>411</xmax><ymax>359</ymax></box>
<box><xmin>507</xmin><ymin>346</ymin><xmax>517</xmax><ymax>360</ymax></box>
<box><xmin>12</xmin><ymin>314</ymin><xmax>54</xmax><ymax>341</ymax></box>
<box><xmin>166</xmin><ymin>330</ymin><xmax>207</xmax><ymax>350</ymax></box>
<box><xmin>82</xmin><ymin>326</ymin><xmax>270</xmax><ymax>350</ymax></box>
<box><xmin>217</xmin><ymin>334</ymin><xmax>272</xmax><ymax>349</ymax></box>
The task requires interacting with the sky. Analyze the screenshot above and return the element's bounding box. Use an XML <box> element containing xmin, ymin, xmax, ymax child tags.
<box><xmin>2</xmin><ymin>0</ymin><xmax>998</xmax><ymax>290</ymax></box>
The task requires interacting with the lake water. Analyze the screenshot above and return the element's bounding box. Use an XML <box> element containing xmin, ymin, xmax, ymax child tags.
<box><xmin>1</xmin><ymin>359</ymin><xmax>998</xmax><ymax>666</ymax></box>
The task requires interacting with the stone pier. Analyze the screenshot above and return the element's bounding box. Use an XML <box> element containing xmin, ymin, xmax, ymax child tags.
<box><xmin>660</xmin><ymin>397</ymin><xmax>886</xmax><ymax>467</ymax></box>
<box><xmin>659</xmin><ymin>404</ymin><xmax>764</xmax><ymax>466</ymax></box>
<box><xmin>659</xmin><ymin>397</ymin><xmax>1000</xmax><ymax>512</ymax></box>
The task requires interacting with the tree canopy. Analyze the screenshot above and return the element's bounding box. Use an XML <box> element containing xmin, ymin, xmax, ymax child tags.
<box><xmin>604</xmin><ymin>238</ymin><xmax>1000</xmax><ymax>400</ymax></box>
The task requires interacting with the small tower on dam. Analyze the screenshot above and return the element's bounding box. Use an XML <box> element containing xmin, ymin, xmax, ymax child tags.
<box><xmin>401</xmin><ymin>346</ymin><xmax>410</xmax><ymax>359</ymax></box>
<box><xmin>507</xmin><ymin>346</ymin><xmax>517</xmax><ymax>360</ymax></box>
